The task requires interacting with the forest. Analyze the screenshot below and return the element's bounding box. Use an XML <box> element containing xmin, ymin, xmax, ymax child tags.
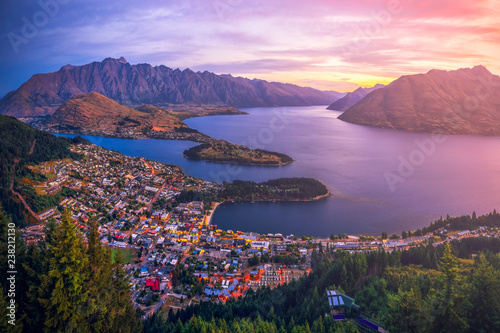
<box><xmin>220</xmin><ymin>177</ymin><xmax>329</xmax><ymax>201</ymax></box>
<box><xmin>0</xmin><ymin>208</ymin><xmax>143</xmax><ymax>332</ymax></box>
<box><xmin>0</xmin><ymin>114</ymin><xmax>88</xmax><ymax>226</ymax></box>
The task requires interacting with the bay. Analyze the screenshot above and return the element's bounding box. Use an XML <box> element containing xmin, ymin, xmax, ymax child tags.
<box><xmin>57</xmin><ymin>105</ymin><xmax>500</xmax><ymax>236</ymax></box>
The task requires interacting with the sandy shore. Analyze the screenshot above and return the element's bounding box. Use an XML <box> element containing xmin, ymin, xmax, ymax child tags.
<box><xmin>205</xmin><ymin>202</ymin><xmax>222</xmax><ymax>226</ymax></box>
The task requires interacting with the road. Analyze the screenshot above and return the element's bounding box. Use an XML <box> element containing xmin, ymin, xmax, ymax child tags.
<box><xmin>141</xmin><ymin>158</ymin><xmax>155</xmax><ymax>176</ymax></box>
<box><xmin>148</xmin><ymin>182</ymin><xmax>166</xmax><ymax>211</ymax></box>
<box><xmin>9</xmin><ymin>139</ymin><xmax>40</xmax><ymax>222</ymax></box>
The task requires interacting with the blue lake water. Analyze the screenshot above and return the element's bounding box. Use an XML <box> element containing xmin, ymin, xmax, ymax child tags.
<box><xmin>57</xmin><ymin>106</ymin><xmax>500</xmax><ymax>236</ymax></box>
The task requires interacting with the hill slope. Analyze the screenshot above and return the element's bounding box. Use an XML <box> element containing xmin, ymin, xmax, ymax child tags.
<box><xmin>327</xmin><ymin>84</ymin><xmax>384</xmax><ymax>111</ymax></box>
<box><xmin>43</xmin><ymin>92</ymin><xmax>189</xmax><ymax>134</ymax></box>
<box><xmin>0</xmin><ymin>57</ymin><xmax>341</xmax><ymax>117</ymax></box>
<box><xmin>338</xmin><ymin>66</ymin><xmax>500</xmax><ymax>135</ymax></box>
<box><xmin>0</xmin><ymin>114</ymin><xmax>85</xmax><ymax>225</ymax></box>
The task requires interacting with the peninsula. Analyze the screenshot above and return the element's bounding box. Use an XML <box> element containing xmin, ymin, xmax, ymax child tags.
<box><xmin>34</xmin><ymin>93</ymin><xmax>292</xmax><ymax>166</ymax></box>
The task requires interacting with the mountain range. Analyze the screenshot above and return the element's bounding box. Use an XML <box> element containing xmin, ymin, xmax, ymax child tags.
<box><xmin>338</xmin><ymin>66</ymin><xmax>500</xmax><ymax>135</ymax></box>
<box><xmin>0</xmin><ymin>57</ymin><xmax>342</xmax><ymax>118</ymax></box>
<box><xmin>327</xmin><ymin>84</ymin><xmax>385</xmax><ymax>111</ymax></box>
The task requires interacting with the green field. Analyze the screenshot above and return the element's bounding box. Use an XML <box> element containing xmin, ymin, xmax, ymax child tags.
<box><xmin>111</xmin><ymin>248</ymin><xmax>134</xmax><ymax>264</ymax></box>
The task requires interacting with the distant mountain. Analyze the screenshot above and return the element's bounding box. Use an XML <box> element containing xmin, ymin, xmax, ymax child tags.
<box><xmin>327</xmin><ymin>84</ymin><xmax>384</xmax><ymax>111</ymax></box>
<box><xmin>338</xmin><ymin>66</ymin><xmax>500</xmax><ymax>135</ymax></box>
<box><xmin>0</xmin><ymin>57</ymin><xmax>341</xmax><ymax>118</ymax></box>
<box><xmin>43</xmin><ymin>92</ymin><xmax>188</xmax><ymax>133</ymax></box>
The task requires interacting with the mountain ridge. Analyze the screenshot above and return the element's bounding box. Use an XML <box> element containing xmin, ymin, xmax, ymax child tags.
<box><xmin>327</xmin><ymin>84</ymin><xmax>385</xmax><ymax>111</ymax></box>
<box><xmin>0</xmin><ymin>57</ymin><xmax>342</xmax><ymax>118</ymax></box>
<box><xmin>338</xmin><ymin>65</ymin><xmax>500</xmax><ymax>135</ymax></box>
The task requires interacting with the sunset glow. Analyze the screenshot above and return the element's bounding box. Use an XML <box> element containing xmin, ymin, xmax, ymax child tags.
<box><xmin>1</xmin><ymin>0</ymin><xmax>499</xmax><ymax>95</ymax></box>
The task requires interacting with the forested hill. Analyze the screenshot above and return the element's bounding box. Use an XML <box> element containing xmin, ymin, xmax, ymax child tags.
<box><xmin>220</xmin><ymin>178</ymin><xmax>329</xmax><ymax>201</ymax></box>
<box><xmin>0</xmin><ymin>114</ymin><xmax>87</xmax><ymax>225</ymax></box>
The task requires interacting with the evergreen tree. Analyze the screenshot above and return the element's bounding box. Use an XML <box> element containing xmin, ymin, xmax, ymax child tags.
<box><xmin>386</xmin><ymin>287</ymin><xmax>427</xmax><ymax>332</ymax></box>
<box><xmin>0</xmin><ymin>283</ymin><xmax>23</xmax><ymax>332</ymax></box>
<box><xmin>467</xmin><ymin>253</ymin><xmax>500</xmax><ymax>332</ymax></box>
<box><xmin>430</xmin><ymin>242</ymin><xmax>469</xmax><ymax>333</ymax></box>
<box><xmin>85</xmin><ymin>219</ymin><xmax>113</xmax><ymax>332</ymax></box>
<box><xmin>38</xmin><ymin>210</ymin><xmax>89</xmax><ymax>332</ymax></box>
<box><xmin>23</xmin><ymin>237</ymin><xmax>51</xmax><ymax>331</ymax></box>
<box><xmin>110</xmin><ymin>249</ymin><xmax>143</xmax><ymax>332</ymax></box>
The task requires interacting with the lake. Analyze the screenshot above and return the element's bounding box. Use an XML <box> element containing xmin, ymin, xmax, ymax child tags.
<box><xmin>57</xmin><ymin>106</ymin><xmax>500</xmax><ymax>236</ymax></box>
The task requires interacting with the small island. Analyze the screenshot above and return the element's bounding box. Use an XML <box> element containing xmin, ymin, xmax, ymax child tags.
<box><xmin>220</xmin><ymin>177</ymin><xmax>329</xmax><ymax>201</ymax></box>
<box><xmin>183</xmin><ymin>140</ymin><xmax>293</xmax><ymax>166</ymax></box>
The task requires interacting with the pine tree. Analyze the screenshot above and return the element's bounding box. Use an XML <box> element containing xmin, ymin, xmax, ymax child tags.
<box><xmin>85</xmin><ymin>219</ymin><xmax>113</xmax><ymax>332</ymax></box>
<box><xmin>386</xmin><ymin>287</ymin><xmax>427</xmax><ymax>332</ymax></box>
<box><xmin>0</xmin><ymin>283</ymin><xmax>23</xmax><ymax>332</ymax></box>
<box><xmin>430</xmin><ymin>242</ymin><xmax>469</xmax><ymax>333</ymax></box>
<box><xmin>110</xmin><ymin>248</ymin><xmax>142</xmax><ymax>332</ymax></box>
<box><xmin>38</xmin><ymin>210</ymin><xmax>89</xmax><ymax>332</ymax></box>
<box><xmin>23</xmin><ymin>239</ymin><xmax>51</xmax><ymax>331</ymax></box>
<box><xmin>467</xmin><ymin>253</ymin><xmax>500</xmax><ymax>332</ymax></box>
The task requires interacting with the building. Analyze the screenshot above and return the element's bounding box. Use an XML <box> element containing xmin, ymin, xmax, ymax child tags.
<box><xmin>146</xmin><ymin>276</ymin><xmax>161</xmax><ymax>291</ymax></box>
<box><xmin>251</xmin><ymin>241</ymin><xmax>269</xmax><ymax>249</ymax></box>
<box><xmin>140</xmin><ymin>266</ymin><xmax>149</xmax><ymax>277</ymax></box>
<box><xmin>38</xmin><ymin>208</ymin><xmax>57</xmax><ymax>220</ymax></box>
<box><xmin>275</xmin><ymin>243</ymin><xmax>287</xmax><ymax>254</ymax></box>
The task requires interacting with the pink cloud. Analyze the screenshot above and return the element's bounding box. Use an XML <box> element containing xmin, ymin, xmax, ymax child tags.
<box><xmin>3</xmin><ymin>0</ymin><xmax>499</xmax><ymax>95</ymax></box>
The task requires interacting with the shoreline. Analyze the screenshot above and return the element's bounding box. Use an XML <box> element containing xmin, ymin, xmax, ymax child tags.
<box><xmin>51</xmin><ymin>131</ymin><xmax>293</xmax><ymax>167</ymax></box>
<box><xmin>205</xmin><ymin>202</ymin><xmax>222</xmax><ymax>226</ymax></box>
<box><xmin>48</xmin><ymin>129</ymin><xmax>211</xmax><ymax>143</ymax></box>
<box><xmin>183</xmin><ymin>154</ymin><xmax>293</xmax><ymax>167</ymax></box>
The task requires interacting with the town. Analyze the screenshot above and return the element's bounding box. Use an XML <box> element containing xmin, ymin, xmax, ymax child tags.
<box><xmin>19</xmin><ymin>143</ymin><xmax>500</xmax><ymax>318</ymax></box>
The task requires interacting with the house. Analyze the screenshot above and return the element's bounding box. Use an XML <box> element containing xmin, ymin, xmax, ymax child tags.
<box><xmin>251</xmin><ymin>241</ymin><xmax>269</xmax><ymax>249</ymax></box>
<box><xmin>219</xmin><ymin>239</ymin><xmax>233</xmax><ymax>247</ymax></box>
<box><xmin>140</xmin><ymin>266</ymin><xmax>149</xmax><ymax>277</ymax></box>
<box><xmin>334</xmin><ymin>242</ymin><xmax>359</xmax><ymax>250</ymax></box>
<box><xmin>131</xmin><ymin>233</ymin><xmax>138</xmax><ymax>243</ymax></box>
<box><xmin>275</xmin><ymin>243</ymin><xmax>287</xmax><ymax>254</ymax></box>
<box><xmin>146</xmin><ymin>276</ymin><xmax>161</xmax><ymax>291</ymax></box>
<box><xmin>233</xmin><ymin>239</ymin><xmax>247</xmax><ymax>247</ymax></box>
<box><xmin>38</xmin><ymin>208</ymin><xmax>57</xmax><ymax>220</ymax></box>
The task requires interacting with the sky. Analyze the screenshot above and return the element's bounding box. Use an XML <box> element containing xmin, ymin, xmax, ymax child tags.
<box><xmin>1</xmin><ymin>0</ymin><xmax>499</xmax><ymax>97</ymax></box>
